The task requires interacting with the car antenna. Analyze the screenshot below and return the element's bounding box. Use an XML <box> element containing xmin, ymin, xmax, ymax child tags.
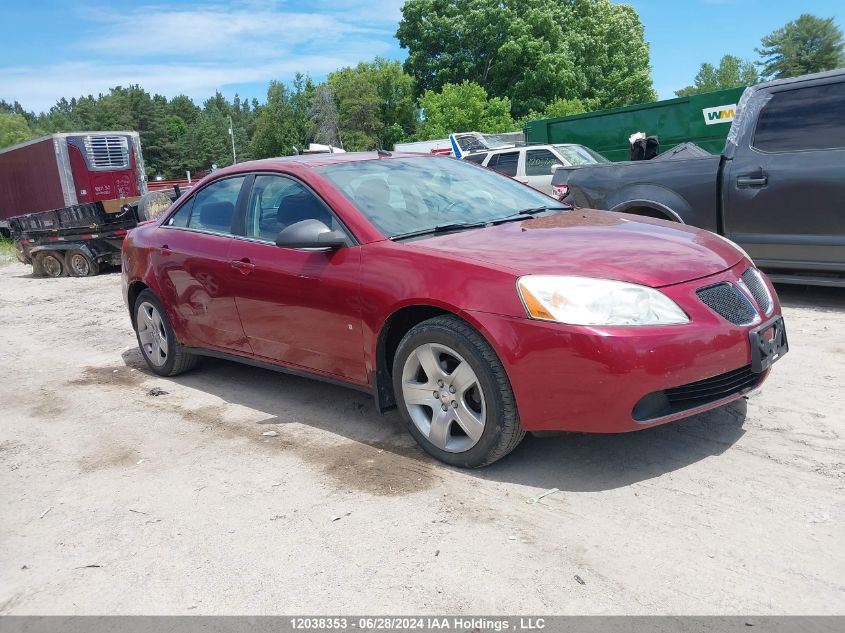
<box><xmin>377</xmin><ymin>147</ymin><xmax>392</xmax><ymax>158</ymax></box>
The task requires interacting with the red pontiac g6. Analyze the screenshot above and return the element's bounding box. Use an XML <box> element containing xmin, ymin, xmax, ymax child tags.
<box><xmin>122</xmin><ymin>152</ymin><xmax>788</xmax><ymax>467</ymax></box>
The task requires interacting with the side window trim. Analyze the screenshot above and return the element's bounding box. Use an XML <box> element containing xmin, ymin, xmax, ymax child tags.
<box><xmin>236</xmin><ymin>171</ymin><xmax>359</xmax><ymax>246</ymax></box>
<box><xmin>161</xmin><ymin>174</ymin><xmax>249</xmax><ymax>236</ymax></box>
<box><xmin>751</xmin><ymin>81</ymin><xmax>845</xmax><ymax>154</ymax></box>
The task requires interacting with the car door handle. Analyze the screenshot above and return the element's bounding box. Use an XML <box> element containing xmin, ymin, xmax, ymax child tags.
<box><xmin>160</xmin><ymin>244</ymin><xmax>171</xmax><ymax>256</ymax></box>
<box><xmin>230</xmin><ymin>258</ymin><xmax>256</xmax><ymax>275</ymax></box>
<box><xmin>736</xmin><ymin>175</ymin><xmax>768</xmax><ymax>188</ymax></box>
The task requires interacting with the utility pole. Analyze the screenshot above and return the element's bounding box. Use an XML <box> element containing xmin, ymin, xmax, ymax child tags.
<box><xmin>228</xmin><ymin>115</ymin><xmax>237</xmax><ymax>164</ymax></box>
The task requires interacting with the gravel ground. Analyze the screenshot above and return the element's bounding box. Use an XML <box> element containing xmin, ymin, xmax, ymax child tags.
<box><xmin>0</xmin><ymin>261</ymin><xmax>843</xmax><ymax>614</ymax></box>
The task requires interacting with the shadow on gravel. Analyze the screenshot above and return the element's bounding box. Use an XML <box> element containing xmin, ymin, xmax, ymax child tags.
<box><xmin>775</xmin><ymin>283</ymin><xmax>845</xmax><ymax>313</ymax></box>
<box><xmin>478</xmin><ymin>400</ymin><xmax>747</xmax><ymax>492</ymax></box>
<box><xmin>120</xmin><ymin>346</ymin><xmax>749</xmax><ymax>493</ymax></box>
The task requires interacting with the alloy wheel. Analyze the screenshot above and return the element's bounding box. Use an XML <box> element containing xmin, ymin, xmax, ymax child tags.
<box><xmin>137</xmin><ymin>301</ymin><xmax>169</xmax><ymax>367</ymax></box>
<box><xmin>401</xmin><ymin>342</ymin><xmax>486</xmax><ymax>453</ymax></box>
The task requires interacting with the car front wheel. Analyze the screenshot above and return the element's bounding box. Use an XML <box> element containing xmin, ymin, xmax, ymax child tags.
<box><xmin>392</xmin><ymin>315</ymin><xmax>524</xmax><ymax>468</ymax></box>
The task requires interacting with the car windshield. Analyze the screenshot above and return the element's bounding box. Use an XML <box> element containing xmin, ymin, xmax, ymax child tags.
<box><xmin>554</xmin><ymin>144</ymin><xmax>610</xmax><ymax>165</ymax></box>
<box><xmin>317</xmin><ymin>156</ymin><xmax>566</xmax><ymax>238</ymax></box>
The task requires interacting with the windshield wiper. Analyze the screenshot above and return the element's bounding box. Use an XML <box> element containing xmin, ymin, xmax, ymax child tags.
<box><xmin>390</xmin><ymin>221</ymin><xmax>489</xmax><ymax>241</ymax></box>
<box><xmin>490</xmin><ymin>205</ymin><xmax>571</xmax><ymax>225</ymax></box>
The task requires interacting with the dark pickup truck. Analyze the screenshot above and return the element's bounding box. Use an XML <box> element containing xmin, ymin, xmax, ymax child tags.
<box><xmin>552</xmin><ymin>69</ymin><xmax>845</xmax><ymax>287</ymax></box>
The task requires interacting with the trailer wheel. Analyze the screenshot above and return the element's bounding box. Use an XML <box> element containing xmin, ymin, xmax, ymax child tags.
<box><xmin>36</xmin><ymin>251</ymin><xmax>65</xmax><ymax>278</ymax></box>
<box><xmin>65</xmin><ymin>249</ymin><xmax>100</xmax><ymax>277</ymax></box>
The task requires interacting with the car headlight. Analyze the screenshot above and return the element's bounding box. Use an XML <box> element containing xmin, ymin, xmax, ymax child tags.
<box><xmin>517</xmin><ymin>275</ymin><xmax>690</xmax><ymax>326</ymax></box>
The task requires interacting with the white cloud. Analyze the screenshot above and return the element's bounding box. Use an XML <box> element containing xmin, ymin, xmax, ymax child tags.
<box><xmin>2</xmin><ymin>0</ymin><xmax>404</xmax><ymax>112</ymax></box>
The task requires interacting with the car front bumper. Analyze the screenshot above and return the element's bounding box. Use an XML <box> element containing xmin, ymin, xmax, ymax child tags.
<box><xmin>466</xmin><ymin>262</ymin><xmax>782</xmax><ymax>433</ymax></box>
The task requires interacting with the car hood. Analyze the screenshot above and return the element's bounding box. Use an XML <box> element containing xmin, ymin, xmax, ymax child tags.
<box><xmin>409</xmin><ymin>209</ymin><xmax>744</xmax><ymax>288</ymax></box>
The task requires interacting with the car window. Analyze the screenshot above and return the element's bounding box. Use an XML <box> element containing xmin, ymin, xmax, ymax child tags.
<box><xmin>167</xmin><ymin>176</ymin><xmax>245</xmax><ymax>234</ymax></box>
<box><xmin>487</xmin><ymin>151</ymin><xmax>519</xmax><ymax>177</ymax></box>
<box><xmin>317</xmin><ymin>156</ymin><xmax>567</xmax><ymax>238</ymax></box>
<box><xmin>245</xmin><ymin>175</ymin><xmax>340</xmax><ymax>242</ymax></box>
<box><xmin>463</xmin><ymin>152</ymin><xmax>487</xmax><ymax>164</ymax></box>
<box><xmin>753</xmin><ymin>82</ymin><xmax>845</xmax><ymax>152</ymax></box>
<box><xmin>553</xmin><ymin>144</ymin><xmax>609</xmax><ymax>164</ymax></box>
<box><xmin>455</xmin><ymin>134</ymin><xmax>488</xmax><ymax>153</ymax></box>
<box><xmin>525</xmin><ymin>149</ymin><xmax>562</xmax><ymax>176</ymax></box>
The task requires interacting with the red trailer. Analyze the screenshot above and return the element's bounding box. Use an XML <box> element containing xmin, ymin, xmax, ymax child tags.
<box><xmin>0</xmin><ymin>131</ymin><xmax>147</xmax><ymax>233</ymax></box>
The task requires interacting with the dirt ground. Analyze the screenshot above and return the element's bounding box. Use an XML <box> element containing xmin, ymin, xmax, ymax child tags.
<box><xmin>0</xmin><ymin>260</ymin><xmax>843</xmax><ymax>615</ymax></box>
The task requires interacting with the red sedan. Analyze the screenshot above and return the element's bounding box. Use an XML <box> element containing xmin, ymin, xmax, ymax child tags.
<box><xmin>122</xmin><ymin>152</ymin><xmax>788</xmax><ymax>467</ymax></box>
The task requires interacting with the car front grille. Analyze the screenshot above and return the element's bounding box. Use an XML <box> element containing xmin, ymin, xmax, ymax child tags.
<box><xmin>696</xmin><ymin>282</ymin><xmax>758</xmax><ymax>325</ymax></box>
<box><xmin>632</xmin><ymin>364</ymin><xmax>762</xmax><ymax>422</ymax></box>
<box><xmin>741</xmin><ymin>268</ymin><xmax>773</xmax><ymax>315</ymax></box>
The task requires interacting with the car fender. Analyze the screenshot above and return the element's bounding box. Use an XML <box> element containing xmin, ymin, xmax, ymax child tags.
<box><xmin>605</xmin><ymin>183</ymin><xmax>692</xmax><ymax>222</ymax></box>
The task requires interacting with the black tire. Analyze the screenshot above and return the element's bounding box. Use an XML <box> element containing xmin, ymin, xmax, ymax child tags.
<box><xmin>133</xmin><ymin>289</ymin><xmax>198</xmax><ymax>376</ymax></box>
<box><xmin>36</xmin><ymin>251</ymin><xmax>65</xmax><ymax>278</ymax></box>
<box><xmin>392</xmin><ymin>315</ymin><xmax>525</xmax><ymax>468</ymax></box>
<box><xmin>64</xmin><ymin>249</ymin><xmax>100</xmax><ymax>277</ymax></box>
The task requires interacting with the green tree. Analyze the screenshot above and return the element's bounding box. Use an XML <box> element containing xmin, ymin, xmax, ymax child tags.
<box><xmin>0</xmin><ymin>113</ymin><xmax>32</xmax><ymax>148</ymax></box>
<box><xmin>756</xmin><ymin>14</ymin><xmax>844</xmax><ymax>79</ymax></box>
<box><xmin>250</xmin><ymin>79</ymin><xmax>311</xmax><ymax>159</ymax></box>
<box><xmin>515</xmin><ymin>97</ymin><xmax>592</xmax><ymax>128</ymax></box>
<box><xmin>416</xmin><ymin>82</ymin><xmax>514</xmax><ymax>140</ymax></box>
<box><xmin>327</xmin><ymin>58</ymin><xmax>416</xmax><ymax>150</ymax></box>
<box><xmin>397</xmin><ymin>0</ymin><xmax>655</xmax><ymax>117</ymax></box>
<box><xmin>675</xmin><ymin>54</ymin><xmax>759</xmax><ymax>97</ymax></box>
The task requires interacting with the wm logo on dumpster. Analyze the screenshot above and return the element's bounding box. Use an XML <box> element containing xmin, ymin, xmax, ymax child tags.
<box><xmin>702</xmin><ymin>104</ymin><xmax>737</xmax><ymax>125</ymax></box>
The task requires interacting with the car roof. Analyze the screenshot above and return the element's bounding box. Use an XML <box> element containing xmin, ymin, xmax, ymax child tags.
<box><xmin>482</xmin><ymin>144</ymin><xmax>563</xmax><ymax>155</ymax></box>
<box><xmin>216</xmin><ymin>151</ymin><xmax>433</xmax><ymax>173</ymax></box>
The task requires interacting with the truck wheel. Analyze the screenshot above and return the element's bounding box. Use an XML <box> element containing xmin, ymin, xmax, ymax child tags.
<box><xmin>136</xmin><ymin>191</ymin><xmax>173</xmax><ymax>222</ymax></box>
<box><xmin>37</xmin><ymin>251</ymin><xmax>65</xmax><ymax>278</ymax></box>
<box><xmin>134</xmin><ymin>289</ymin><xmax>198</xmax><ymax>376</ymax></box>
<box><xmin>65</xmin><ymin>250</ymin><xmax>100</xmax><ymax>277</ymax></box>
<box><xmin>392</xmin><ymin>315</ymin><xmax>525</xmax><ymax>468</ymax></box>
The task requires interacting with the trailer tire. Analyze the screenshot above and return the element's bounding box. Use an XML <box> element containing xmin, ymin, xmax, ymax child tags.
<box><xmin>136</xmin><ymin>191</ymin><xmax>173</xmax><ymax>222</ymax></box>
<box><xmin>36</xmin><ymin>251</ymin><xmax>65</xmax><ymax>278</ymax></box>
<box><xmin>64</xmin><ymin>249</ymin><xmax>100</xmax><ymax>277</ymax></box>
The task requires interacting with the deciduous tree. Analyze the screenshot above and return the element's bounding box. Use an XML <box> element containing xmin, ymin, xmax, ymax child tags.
<box><xmin>416</xmin><ymin>82</ymin><xmax>514</xmax><ymax>140</ymax></box>
<box><xmin>397</xmin><ymin>0</ymin><xmax>655</xmax><ymax>117</ymax></box>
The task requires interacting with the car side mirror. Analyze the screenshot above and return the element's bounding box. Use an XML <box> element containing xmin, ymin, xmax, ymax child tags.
<box><xmin>550</xmin><ymin>164</ymin><xmax>562</xmax><ymax>172</ymax></box>
<box><xmin>275</xmin><ymin>219</ymin><xmax>347</xmax><ymax>249</ymax></box>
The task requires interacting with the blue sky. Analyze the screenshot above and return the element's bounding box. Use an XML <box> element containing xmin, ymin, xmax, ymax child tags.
<box><xmin>1</xmin><ymin>0</ymin><xmax>843</xmax><ymax>113</ymax></box>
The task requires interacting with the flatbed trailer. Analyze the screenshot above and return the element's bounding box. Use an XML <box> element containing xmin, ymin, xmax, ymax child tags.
<box><xmin>10</xmin><ymin>190</ymin><xmax>176</xmax><ymax>277</ymax></box>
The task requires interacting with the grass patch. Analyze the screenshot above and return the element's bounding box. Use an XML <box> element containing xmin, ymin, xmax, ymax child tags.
<box><xmin>0</xmin><ymin>236</ymin><xmax>18</xmax><ymax>265</ymax></box>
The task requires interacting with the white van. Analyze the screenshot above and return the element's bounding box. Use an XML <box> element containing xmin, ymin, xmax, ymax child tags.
<box><xmin>465</xmin><ymin>144</ymin><xmax>609</xmax><ymax>195</ymax></box>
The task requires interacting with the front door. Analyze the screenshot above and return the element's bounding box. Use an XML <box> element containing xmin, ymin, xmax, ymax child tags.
<box><xmin>155</xmin><ymin>175</ymin><xmax>252</xmax><ymax>352</ymax></box>
<box><xmin>229</xmin><ymin>174</ymin><xmax>367</xmax><ymax>384</ymax></box>
<box><xmin>723</xmin><ymin>80</ymin><xmax>845</xmax><ymax>270</ymax></box>
<box><xmin>523</xmin><ymin>148</ymin><xmax>564</xmax><ymax>195</ymax></box>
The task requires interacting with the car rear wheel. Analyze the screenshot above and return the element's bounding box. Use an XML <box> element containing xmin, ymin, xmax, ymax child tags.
<box><xmin>392</xmin><ymin>315</ymin><xmax>525</xmax><ymax>468</ymax></box>
<box><xmin>65</xmin><ymin>250</ymin><xmax>100</xmax><ymax>277</ymax></box>
<box><xmin>37</xmin><ymin>251</ymin><xmax>65</xmax><ymax>278</ymax></box>
<box><xmin>134</xmin><ymin>290</ymin><xmax>198</xmax><ymax>376</ymax></box>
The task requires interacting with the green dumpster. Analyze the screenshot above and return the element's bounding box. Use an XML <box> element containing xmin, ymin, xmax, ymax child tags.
<box><xmin>523</xmin><ymin>86</ymin><xmax>746</xmax><ymax>161</ymax></box>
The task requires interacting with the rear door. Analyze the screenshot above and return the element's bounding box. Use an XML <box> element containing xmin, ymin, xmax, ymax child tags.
<box><xmin>228</xmin><ymin>174</ymin><xmax>367</xmax><ymax>384</ymax></box>
<box><xmin>155</xmin><ymin>175</ymin><xmax>252</xmax><ymax>352</ymax></box>
<box><xmin>723</xmin><ymin>80</ymin><xmax>845</xmax><ymax>270</ymax></box>
<box><xmin>485</xmin><ymin>151</ymin><xmax>520</xmax><ymax>181</ymax></box>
